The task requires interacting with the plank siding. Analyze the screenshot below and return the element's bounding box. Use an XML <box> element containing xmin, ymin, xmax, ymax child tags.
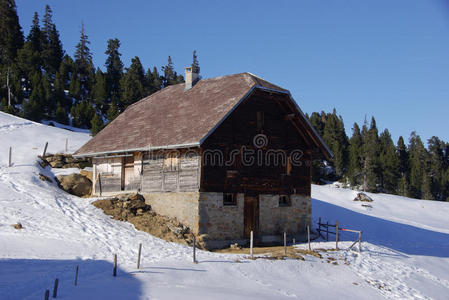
<box><xmin>201</xmin><ymin>93</ymin><xmax>312</xmax><ymax>196</ymax></box>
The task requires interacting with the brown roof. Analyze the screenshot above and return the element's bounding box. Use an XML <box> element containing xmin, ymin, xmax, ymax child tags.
<box><xmin>75</xmin><ymin>72</ymin><xmax>332</xmax><ymax>159</ymax></box>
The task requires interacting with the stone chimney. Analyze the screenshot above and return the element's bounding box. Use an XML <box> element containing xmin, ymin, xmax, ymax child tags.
<box><xmin>184</xmin><ymin>66</ymin><xmax>199</xmax><ymax>90</ymax></box>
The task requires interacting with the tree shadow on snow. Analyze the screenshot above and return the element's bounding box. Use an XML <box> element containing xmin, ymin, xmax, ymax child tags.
<box><xmin>0</xmin><ymin>258</ymin><xmax>143</xmax><ymax>300</ymax></box>
<box><xmin>312</xmin><ymin>198</ymin><xmax>449</xmax><ymax>257</ymax></box>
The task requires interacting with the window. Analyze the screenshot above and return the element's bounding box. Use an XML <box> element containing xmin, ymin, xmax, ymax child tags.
<box><xmin>223</xmin><ymin>193</ymin><xmax>237</xmax><ymax>206</ymax></box>
<box><xmin>279</xmin><ymin>195</ymin><xmax>291</xmax><ymax>207</ymax></box>
<box><xmin>164</xmin><ymin>151</ymin><xmax>178</xmax><ymax>171</ymax></box>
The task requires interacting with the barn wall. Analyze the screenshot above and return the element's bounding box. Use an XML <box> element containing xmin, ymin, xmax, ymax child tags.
<box><xmin>143</xmin><ymin>192</ymin><xmax>200</xmax><ymax>232</ymax></box>
<box><xmin>197</xmin><ymin>193</ymin><xmax>244</xmax><ymax>240</ymax></box>
<box><xmin>91</xmin><ymin>148</ymin><xmax>201</xmax><ymax>196</ymax></box>
<box><xmin>196</xmin><ymin>192</ymin><xmax>310</xmax><ymax>246</ymax></box>
<box><xmin>258</xmin><ymin>194</ymin><xmax>310</xmax><ymax>236</ymax></box>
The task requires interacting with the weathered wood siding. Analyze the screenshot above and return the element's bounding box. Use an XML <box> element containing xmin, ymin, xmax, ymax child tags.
<box><xmin>141</xmin><ymin>149</ymin><xmax>200</xmax><ymax>193</ymax></box>
<box><xmin>201</xmin><ymin>90</ymin><xmax>312</xmax><ymax>196</ymax></box>
<box><xmin>92</xmin><ymin>149</ymin><xmax>201</xmax><ymax>195</ymax></box>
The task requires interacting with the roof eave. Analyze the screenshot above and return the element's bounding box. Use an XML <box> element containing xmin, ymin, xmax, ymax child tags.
<box><xmin>73</xmin><ymin>142</ymin><xmax>201</xmax><ymax>158</ymax></box>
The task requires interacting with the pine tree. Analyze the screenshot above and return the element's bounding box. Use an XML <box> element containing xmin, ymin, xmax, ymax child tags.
<box><xmin>41</xmin><ymin>5</ymin><xmax>63</xmax><ymax>77</ymax></box>
<box><xmin>0</xmin><ymin>0</ymin><xmax>24</xmax><ymax>108</ymax></box>
<box><xmin>74</xmin><ymin>23</ymin><xmax>94</xmax><ymax>101</ymax></box>
<box><xmin>90</xmin><ymin>113</ymin><xmax>104</xmax><ymax>136</ymax></box>
<box><xmin>54</xmin><ymin>101</ymin><xmax>68</xmax><ymax>125</ymax></box>
<box><xmin>407</xmin><ymin>132</ymin><xmax>428</xmax><ymax>199</ymax></box>
<box><xmin>192</xmin><ymin>49</ymin><xmax>200</xmax><ymax>74</ymax></box>
<box><xmin>70</xmin><ymin>100</ymin><xmax>95</xmax><ymax>128</ymax></box>
<box><xmin>397</xmin><ymin>136</ymin><xmax>409</xmax><ymax>196</ymax></box>
<box><xmin>427</xmin><ymin>136</ymin><xmax>445</xmax><ymax>200</ymax></box>
<box><xmin>347</xmin><ymin>122</ymin><xmax>363</xmax><ymax>187</ymax></box>
<box><xmin>92</xmin><ymin>69</ymin><xmax>108</xmax><ymax>115</ymax></box>
<box><xmin>105</xmin><ymin>38</ymin><xmax>123</xmax><ymax>108</ymax></box>
<box><xmin>322</xmin><ymin>109</ymin><xmax>348</xmax><ymax>178</ymax></box>
<box><xmin>120</xmin><ymin>56</ymin><xmax>145</xmax><ymax>108</ymax></box>
<box><xmin>379</xmin><ymin>129</ymin><xmax>400</xmax><ymax>194</ymax></box>
<box><xmin>146</xmin><ymin>66</ymin><xmax>162</xmax><ymax>94</ymax></box>
<box><xmin>162</xmin><ymin>56</ymin><xmax>177</xmax><ymax>87</ymax></box>
<box><xmin>363</xmin><ymin>116</ymin><xmax>380</xmax><ymax>192</ymax></box>
<box><xmin>0</xmin><ymin>0</ymin><xmax>24</xmax><ymax>65</ymax></box>
<box><xmin>106</xmin><ymin>100</ymin><xmax>119</xmax><ymax>123</ymax></box>
<box><xmin>27</xmin><ymin>12</ymin><xmax>42</xmax><ymax>53</ymax></box>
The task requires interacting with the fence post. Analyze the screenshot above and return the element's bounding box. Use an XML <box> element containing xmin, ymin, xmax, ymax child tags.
<box><xmin>45</xmin><ymin>290</ymin><xmax>50</xmax><ymax>300</ymax></box>
<box><xmin>193</xmin><ymin>236</ymin><xmax>197</xmax><ymax>264</ymax></box>
<box><xmin>284</xmin><ymin>232</ymin><xmax>287</xmax><ymax>256</ymax></box>
<box><xmin>307</xmin><ymin>225</ymin><xmax>311</xmax><ymax>250</ymax></box>
<box><xmin>42</xmin><ymin>142</ymin><xmax>48</xmax><ymax>158</ymax></box>
<box><xmin>113</xmin><ymin>254</ymin><xmax>117</xmax><ymax>276</ymax></box>
<box><xmin>336</xmin><ymin>221</ymin><xmax>339</xmax><ymax>250</ymax></box>
<box><xmin>74</xmin><ymin>265</ymin><xmax>79</xmax><ymax>286</ymax></box>
<box><xmin>250</xmin><ymin>230</ymin><xmax>254</xmax><ymax>259</ymax></box>
<box><xmin>137</xmin><ymin>243</ymin><xmax>142</xmax><ymax>269</ymax></box>
<box><xmin>65</xmin><ymin>138</ymin><xmax>68</xmax><ymax>152</ymax></box>
<box><xmin>8</xmin><ymin>147</ymin><xmax>12</xmax><ymax>167</ymax></box>
<box><xmin>359</xmin><ymin>231</ymin><xmax>362</xmax><ymax>252</ymax></box>
<box><xmin>293</xmin><ymin>238</ymin><xmax>296</xmax><ymax>245</ymax></box>
<box><xmin>52</xmin><ymin>278</ymin><xmax>58</xmax><ymax>298</ymax></box>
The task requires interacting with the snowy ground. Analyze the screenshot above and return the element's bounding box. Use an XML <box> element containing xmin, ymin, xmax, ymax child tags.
<box><xmin>1</xmin><ymin>111</ymin><xmax>449</xmax><ymax>299</ymax></box>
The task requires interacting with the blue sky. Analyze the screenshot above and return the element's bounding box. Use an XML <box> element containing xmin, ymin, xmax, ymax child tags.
<box><xmin>16</xmin><ymin>0</ymin><xmax>449</xmax><ymax>144</ymax></box>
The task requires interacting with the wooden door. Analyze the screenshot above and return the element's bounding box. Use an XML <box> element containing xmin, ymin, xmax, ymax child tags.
<box><xmin>244</xmin><ymin>195</ymin><xmax>259</xmax><ymax>238</ymax></box>
<box><xmin>121</xmin><ymin>156</ymin><xmax>134</xmax><ymax>190</ymax></box>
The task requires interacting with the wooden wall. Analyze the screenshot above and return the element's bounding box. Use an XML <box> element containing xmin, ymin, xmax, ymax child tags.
<box><xmin>201</xmin><ymin>90</ymin><xmax>312</xmax><ymax>196</ymax></box>
<box><xmin>93</xmin><ymin>148</ymin><xmax>201</xmax><ymax>195</ymax></box>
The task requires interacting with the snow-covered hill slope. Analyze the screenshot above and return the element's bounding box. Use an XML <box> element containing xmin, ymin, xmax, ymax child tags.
<box><xmin>0</xmin><ymin>111</ymin><xmax>448</xmax><ymax>300</ymax></box>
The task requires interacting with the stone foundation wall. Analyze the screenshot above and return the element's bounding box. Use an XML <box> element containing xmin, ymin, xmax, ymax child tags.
<box><xmin>143</xmin><ymin>192</ymin><xmax>200</xmax><ymax>233</ymax></box>
<box><xmin>259</xmin><ymin>194</ymin><xmax>311</xmax><ymax>236</ymax></box>
<box><xmin>140</xmin><ymin>191</ymin><xmax>311</xmax><ymax>248</ymax></box>
<box><xmin>198</xmin><ymin>193</ymin><xmax>244</xmax><ymax>240</ymax></box>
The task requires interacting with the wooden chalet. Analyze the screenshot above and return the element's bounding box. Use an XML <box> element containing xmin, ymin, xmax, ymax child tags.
<box><xmin>75</xmin><ymin>68</ymin><xmax>332</xmax><ymax>248</ymax></box>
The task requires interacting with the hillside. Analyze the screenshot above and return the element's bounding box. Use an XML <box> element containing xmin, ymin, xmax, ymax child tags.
<box><xmin>0</xmin><ymin>111</ymin><xmax>448</xmax><ymax>299</ymax></box>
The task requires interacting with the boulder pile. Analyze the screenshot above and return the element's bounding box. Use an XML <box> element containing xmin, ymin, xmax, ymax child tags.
<box><xmin>56</xmin><ymin>173</ymin><xmax>92</xmax><ymax>197</ymax></box>
<box><xmin>353</xmin><ymin>192</ymin><xmax>373</xmax><ymax>202</ymax></box>
<box><xmin>93</xmin><ymin>193</ymin><xmax>194</xmax><ymax>246</ymax></box>
<box><xmin>39</xmin><ymin>153</ymin><xmax>91</xmax><ymax>169</ymax></box>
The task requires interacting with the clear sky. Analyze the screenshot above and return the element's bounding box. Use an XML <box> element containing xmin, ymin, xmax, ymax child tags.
<box><xmin>16</xmin><ymin>0</ymin><xmax>449</xmax><ymax>144</ymax></box>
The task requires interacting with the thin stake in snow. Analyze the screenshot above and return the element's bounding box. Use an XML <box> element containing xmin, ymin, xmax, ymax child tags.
<box><xmin>113</xmin><ymin>254</ymin><xmax>117</xmax><ymax>276</ymax></box>
<box><xmin>74</xmin><ymin>265</ymin><xmax>79</xmax><ymax>286</ymax></box>
<box><xmin>65</xmin><ymin>138</ymin><xmax>68</xmax><ymax>152</ymax></box>
<box><xmin>193</xmin><ymin>236</ymin><xmax>197</xmax><ymax>264</ymax></box>
<box><xmin>8</xmin><ymin>146</ymin><xmax>12</xmax><ymax>167</ymax></box>
<box><xmin>359</xmin><ymin>231</ymin><xmax>362</xmax><ymax>252</ymax></box>
<box><xmin>293</xmin><ymin>238</ymin><xmax>296</xmax><ymax>245</ymax></box>
<box><xmin>52</xmin><ymin>278</ymin><xmax>58</xmax><ymax>298</ymax></box>
<box><xmin>284</xmin><ymin>232</ymin><xmax>287</xmax><ymax>256</ymax></box>
<box><xmin>137</xmin><ymin>243</ymin><xmax>142</xmax><ymax>269</ymax></box>
<box><xmin>326</xmin><ymin>221</ymin><xmax>329</xmax><ymax>241</ymax></box>
<box><xmin>336</xmin><ymin>221</ymin><xmax>339</xmax><ymax>250</ymax></box>
<box><xmin>45</xmin><ymin>290</ymin><xmax>49</xmax><ymax>300</ymax></box>
<box><xmin>42</xmin><ymin>142</ymin><xmax>48</xmax><ymax>158</ymax></box>
<box><xmin>250</xmin><ymin>230</ymin><xmax>254</xmax><ymax>259</ymax></box>
<box><xmin>307</xmin><ymin>225</ymin><xmax>311</xmax><ymax>250</ymax></box>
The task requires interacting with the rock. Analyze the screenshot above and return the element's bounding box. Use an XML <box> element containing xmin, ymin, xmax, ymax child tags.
<box><xmin>80</xmin><ymin>169</ymin><xmax>93</xmax><ymax>181</ymax></box>
<box><xmin>129</xmin><ymin>193</ymin><xmax>145</xmax><ymax>202</ymax></box>
<box><xmin>50</xmin><ymin>160</ymin><xmax>65</xmax><ymax>168</ymax></box>
<box><xmin>12</xmin><ymin>223</ymin><xmax>23</xmax><ymax>230</ymax></box>
<box><xmin>56</xmin><ymin>173</ymin><xmax>92</xmax><ymax>197</ymax></box>
<box><xmin>353</xmin><ymin>192</ymin><xmax>373</xmax><ymax>202</ymax></box>
<box><xmin>38</xmin><ymin>173</ymin><xmax>52</xmax><ymax>182</ymax></box>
